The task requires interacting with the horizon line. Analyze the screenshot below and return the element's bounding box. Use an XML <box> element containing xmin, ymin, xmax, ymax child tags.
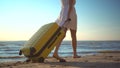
<box><xmin>0</xmin><ymin>40</ymin><xmax>120</xmax><ymax>42</ymax></box>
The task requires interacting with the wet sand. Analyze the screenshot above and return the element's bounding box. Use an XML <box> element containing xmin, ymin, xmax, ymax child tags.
<box><xmin>0</xmin><ymin>52</ymin><xmax>120</xmax><ymax>68</ymax></box>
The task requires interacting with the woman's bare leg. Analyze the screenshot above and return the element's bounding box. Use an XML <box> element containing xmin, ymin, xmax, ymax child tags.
<box><xmin>70</xmin><ymin>29</ymin><xmax>81</xmax><ymax>58</ymax></box>
<box><xmin>53</xmin><ymin>28</ymin><xmax>67</xmax><ymax>61</ymax></box>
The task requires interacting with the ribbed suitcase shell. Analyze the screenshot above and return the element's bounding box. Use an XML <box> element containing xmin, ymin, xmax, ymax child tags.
<box><xmin>20</xmin><ymin>23</ymin><xmax>65</xmax><ymax>62</ymax></box>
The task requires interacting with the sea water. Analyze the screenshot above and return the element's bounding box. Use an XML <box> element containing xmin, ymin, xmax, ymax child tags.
<box><xmin>0</xmin><ymin>41</ymin><xmax>120</xmax><ymax>62</ymax></box>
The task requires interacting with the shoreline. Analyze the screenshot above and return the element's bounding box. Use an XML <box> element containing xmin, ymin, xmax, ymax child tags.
<box><xmin>0</xmin><ymin>52</ymin><xmax>120</xmax><ymax>68</ymax></box>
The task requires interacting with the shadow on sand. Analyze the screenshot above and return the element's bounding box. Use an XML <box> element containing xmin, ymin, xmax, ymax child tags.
<box><xmin>45</xmin><ymin>62</ymin><xmax>120</xmax><ymax>68</ymax></box>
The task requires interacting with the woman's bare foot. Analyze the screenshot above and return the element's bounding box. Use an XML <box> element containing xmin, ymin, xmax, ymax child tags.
<box><xmin>73</xmin><ymin>55</ymin><xmax>81</xmax><ymax>58</ymax></box>
<box><xmin>53</xmin><ymin>54</ymin><xmax>66</xmax><ymax>62</ymax></box>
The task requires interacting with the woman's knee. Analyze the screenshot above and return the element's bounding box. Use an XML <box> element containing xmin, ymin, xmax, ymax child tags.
<box><xmin>70</xmin><ymin>29</ymin><xmax>76</xmax><ymax>38</ymax></box>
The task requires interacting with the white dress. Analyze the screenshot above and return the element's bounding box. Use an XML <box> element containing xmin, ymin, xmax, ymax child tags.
<box><xmin>56</xmin><ymin>0</ymin><xmax>77</xmax><ymax>30</ymax></box>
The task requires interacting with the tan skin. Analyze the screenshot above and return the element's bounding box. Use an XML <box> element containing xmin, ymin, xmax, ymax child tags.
<box><xmin>53</xmin><ymin>0</ymin><xmax>80</xmax><ymax>62</ymax></box>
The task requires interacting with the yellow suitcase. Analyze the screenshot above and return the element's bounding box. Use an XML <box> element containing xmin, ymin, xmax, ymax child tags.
<box><xmin>19</xmin><ymin>22</ymin><xmax>65</xmax><ymax>62</ymax></box>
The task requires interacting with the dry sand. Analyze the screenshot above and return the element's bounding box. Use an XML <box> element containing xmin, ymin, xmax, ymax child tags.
<box><xmin>0</xmin><ymin>52</ymin><xmax>120</xmax><ymax>68</ymax></box>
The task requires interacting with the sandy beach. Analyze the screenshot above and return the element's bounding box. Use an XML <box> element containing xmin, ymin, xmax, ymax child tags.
<box><xmin>0</xmin><ymin>52</ymin><xmax>120</xmax><ymax>68</ymax></box>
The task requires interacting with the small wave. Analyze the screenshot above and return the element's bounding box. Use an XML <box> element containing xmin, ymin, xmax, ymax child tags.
<box><xmin>0</xmin><ymin>52</ymin><xmax>19</xmax><ymax>54</ymax></box>
<box><xmin>0</xmin><ymin>56</ymin><xmax>25</xmax><ymax>59</ymax></box>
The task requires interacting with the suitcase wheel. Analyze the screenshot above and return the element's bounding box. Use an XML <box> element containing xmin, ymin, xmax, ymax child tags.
<box><xmin>39</xmin><ymin>57</ymin><xmax>45</xmax><ymax>63</ymax></box>
<box><xmin>26</xmin><ymin>58</ymin><xmax>31</xmax><ymax>62</ymax></box>
<box><xmin>19</xmin><ymin>50</ymin><xmax>22</xmax><ymax>55</ymax></box>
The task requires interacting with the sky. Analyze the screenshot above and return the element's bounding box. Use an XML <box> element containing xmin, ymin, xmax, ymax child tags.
<box><xmin>0</xmin><ymin>0</ymin><xmax>120</xmax><ymax>41</ymax></box>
